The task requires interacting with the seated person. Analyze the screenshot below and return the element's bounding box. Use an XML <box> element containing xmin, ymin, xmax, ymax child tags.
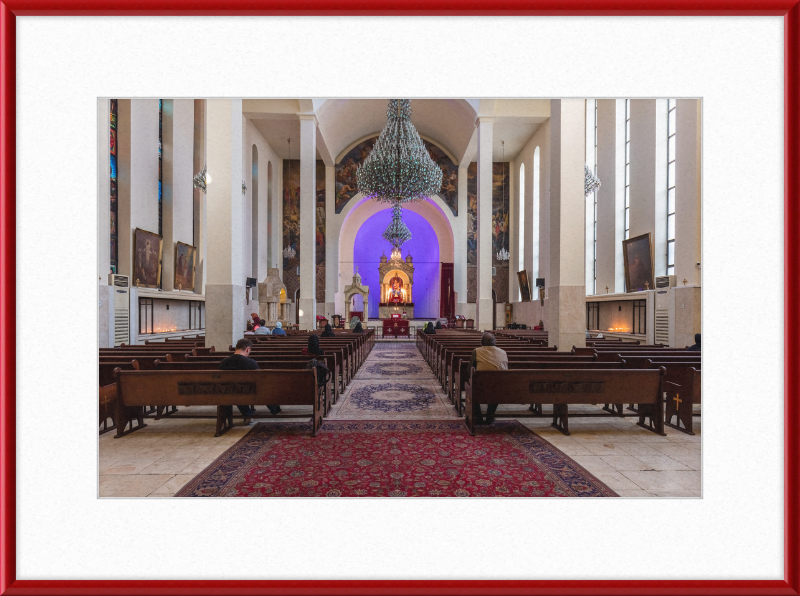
<box><xmin>271</xmin><ymin>321</ymin><xmax>286</xmax><ymax>336</ymax></box>
<box><xmin>470</xmin><ymin>333</ymin><xmax>508</xmax><ymax>425</ymax></box>
<box><xmin>687</xmin><ymin>333</ymin><xmax>701</xmax><ymax>351</ymax></box>
<box><xmin>302</xmin><ymin>334</ymin><xmax>323</xmax><ymax>355</ymax></box>
<box><xmin>424</xmin><ymin>322</ymin><xmax>436</xmax><ymax>335</ymax></box>
<box><xmin>353</xmin><ymin>322</ymin><xmax>364</xmax><ymax>334</ymax></box>
<box><xmin>243</xmin><ymin>322</ymin><xmax>255</xmax><ymax>335</ymax></box>
<box><xmin>320</xmin><ymin>323</ymin><xmax>336</xmax><ymax>338</ymax></box>
<box><xmin>435</xmin><ymin>321</ymin><xmax>443</xmax><ymax>330</ymax></box>
<box><xmin>218</xmin><ymin>338</ymin><xmax>280</xmax><ymax>422</ymax></box>
<box><xmin>255</xmin><ymin>319</ymin><xmax>271</xmax><ymax>335</ymax></box>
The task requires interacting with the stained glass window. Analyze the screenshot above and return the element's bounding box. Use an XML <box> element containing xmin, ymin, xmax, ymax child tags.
<box><xmin>158</xmin><ymin>99</ymin><xmax>163</xmax><ymax>236</ymax></box>
<box><xmin>110</xmin><ymin>99</ymin><xmax>118</xmax><ymax>274</ymax></box>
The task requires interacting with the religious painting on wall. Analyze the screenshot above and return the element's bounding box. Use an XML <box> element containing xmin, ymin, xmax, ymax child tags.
<box><xmin>283</xmin><ymin>159</ymin><xmax>300</xmax><ymax>270</ymax></box>
<box><xmin>422</xmin><ymin>140</ymin><xmax>458</xmax><ymax>216</ymax></box>
<box><xmin>133</xmin><ymin>228</ymin><xmax>162</xmax><ymax>288</ymax></box>
<box><xmin>518</xmin><ymin>270</ymin><xmax>532</xmax><ymax>302</ymax></box>
<box><xmin>492</xmin><ymin>162</ymin><xmax>509</xmax><ymax>266</ymax></box>
<box><xmin>623</xmin><ymin>233</ymin><xmax>654</xmax><ymax>292</ymax></box>
<box><xmin>109</xmin><ymin>99</ymin><xmax>118</xmax><ymax>274</ymax></box>
<box><xmin>316</xmin><ymin>160</ymin><xmax>326</xmax><ymax>266</ymax></box>
<box><xmin>335</xmin><ymin>136</ymin><xmax>376</xmax><ymax>213</ymax></box>
<box><xmin>174</xmin><ymin>242</ymin><xmax>196</xmax><ymax>291</ymax></box>
<box><xmin>466</xmin><ymin>163</ymin><xmax>477</xmax><ymax>265</ymax></box>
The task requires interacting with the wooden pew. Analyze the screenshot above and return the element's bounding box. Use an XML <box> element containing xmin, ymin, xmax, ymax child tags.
<box><xmin>155</xmin><ymin>357</ymin><xmax>336</xmax><ymax>416</ymax></box>
<box><xmin>648</xmin><ymin>361</ymin><xmax>701</xmax><ymax>435</ymax></box>
<box><xmin>99</xmin><ymin>381</ymin><xmax>117</xmax><ymax>434</ymax></box>
<box><xmin>114</xmin><ymin>369</ymin><xmax>323</xmax><ymax>438</ymax></box>
<box><xmin>465</xmin><ymin>368</ymin><xmax>666</xmax><ymax>436</ymax></box>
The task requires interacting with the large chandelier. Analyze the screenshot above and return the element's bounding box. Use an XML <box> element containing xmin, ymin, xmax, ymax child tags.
<box><xmin>382</xmin><ymin>203</ymin><xmax>412</xmax><ymax>249</ymax></box>
<box><xmin>356</xmin><ymin>99</ymin><xmax>443</xmax><ymax>204</ymax></box>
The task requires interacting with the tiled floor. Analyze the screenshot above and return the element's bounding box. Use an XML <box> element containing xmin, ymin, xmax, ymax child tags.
<box><xmin>98</xmin><ymin>341</ymin><xmax>701</xmax><ymax>498</ymax></box>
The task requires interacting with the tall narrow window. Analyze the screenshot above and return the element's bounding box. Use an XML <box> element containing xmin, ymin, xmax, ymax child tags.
<box><xmin>624</xmin><ymin>99</ymin><xmax>631</xmax><ymax>240</ymax></box>
<box><xmin>158</xmin><ymin>99</ymin><xmax>163</xmax><ymax>236</ymax></box>
<box><xmin>592</xmin><ymin>99</ymin><xmax>598</xmax><ymax>294</ymax></box>
<box><xmin>110</xmin><ymin>99</ymin><xmax>118</xmax><ymax>274</ymax></box>
<box><xmin>518</xmin><ymin>162</ymin><xmax>525</xmax><ymax>301</ymax></box>
<box><xmin>666</xmin><ymin>99</ymin><xmax>676</xmax><ymax>276</ymax></box>
<box><xmin>532</xmin><ymin>147</ymin><xmax>540</xmax><ymax>278</ymax></box>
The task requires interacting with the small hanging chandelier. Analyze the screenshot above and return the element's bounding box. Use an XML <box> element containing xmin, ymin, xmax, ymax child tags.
<box><xmin>193</xmin><ymin>164</ymin><xmax>207</xmax><ymax>194</ymax></box>
<box><xmin>496</xmin><ymin>141</ymin><xmax>510</xmax><ymax>262</ymax></box>
<box><xmin>382</xmin><ymin>203</ymin><xmax>412</xmax><ymax>250</ymax></box>
<box><xmin>357</xmin><ymin>99</ymin><xmax>443</xmax><ymax>205</ymax></box>
<box><xmin>585</xmin><ymin>163</ymin><xmax>601</xmax><ymax>197</ymax></box>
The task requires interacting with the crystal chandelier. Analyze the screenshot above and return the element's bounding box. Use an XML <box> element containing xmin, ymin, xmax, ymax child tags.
<box><xmin>382</xmin><ymin>203</ymin><xmax>412</xmax><ymax>250</ymax></box>
<box><xmin>193</xmin><ymin>164</ymin><xmax>207</xmax><ymax>194</ymax></box>
<box><xmin>496</xmin><ymin>141</ymin><xmax>510</xmax><ymax>262</ymax></box>
<box><xmin>496</xmin><ymin>247</ymin><xmax>510</xmax><ymax>261</ymax></box>
<box><xmin>283</xmin><ymin>246</ymin><xmax>296</xmax><ymax>260</ymax></box>
<box><xmin>356</xmin><ymin>99</ymin><xmax>443</xmax><ymax>204</ymax></box>
<box><xmin>585</xmin><ymin>163</ymin><xmax>601</xmax><ymax>197</ymax></box>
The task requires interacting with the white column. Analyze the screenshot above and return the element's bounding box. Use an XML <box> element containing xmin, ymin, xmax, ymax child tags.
<box><xmin>192</xmin><ymin>99</ymin><xmax>207</xmax><ymax>296</ymax></box>
<box><xmin>298</xmin><ymin>115</ymin><xmax>317</xmax><ymax>330</ymax></box>
<box><xmin>595</xmin><ymin>99</ymin><xmax>626</xmax><ymax>294</ymax></box>
<box><xmin>675</xmin><ymin>99</ymin><xmax>701</xmax><ymax>286</ymax></box>
<box><xmin>324</xmin><ymin>165</ymin><xmax>337</xmax><ymax>319</ymax></box>
<box><xmin>453</xmin><ymin>163</ymin><xmax>469</xmax><ymax>310</ymax></box>
<box><xmin>476</xmin><ymin>118</ymin><xmax>494</xmax><ymax>330</ymax></box>
<box><xmin>629</xmin><ymin>99</ymin><xmax>668</xmax><ymax>277</ymax></box>
<box><xmin>547</xmin><ymin>99</ymin><xmax>586</xmax><ymax>350</ymax></box>
<box><xmin>205</xmin><ymin>99</ymin><xmax>244</xmax><ymax>350</ymax></box>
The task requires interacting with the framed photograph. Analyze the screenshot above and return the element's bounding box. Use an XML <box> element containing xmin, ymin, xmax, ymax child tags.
<box><xmin>622</xmin><ymin>233</ymin><xmax>654</xmax><ymax>292</ymax></box>
<box><xmin>133</xmin><ymin>227</ymin><xmax>162</xmax><ymax>289</ymax></box>
<box><xmin>517</xmin><ymin>269</ymin><xmax>532</xmax><ymax>302</ymax></box>
<box><xmin>3</xmin><ymin>7</ymin><xmax>799</xmax><ymax>596</ymax></box>
<box><xmin>174</xmin><ymin>241</ymin><xmax>196</xmax><ymax>291</ymax></box>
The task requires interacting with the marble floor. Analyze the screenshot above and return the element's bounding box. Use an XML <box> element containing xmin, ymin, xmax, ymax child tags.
<box><xmin>98</xmin><ymin>340</ymin><xmax>701</xmax><ymax>498</ymax></box>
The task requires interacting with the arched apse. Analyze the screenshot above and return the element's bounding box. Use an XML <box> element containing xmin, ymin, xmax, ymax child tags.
<box><xmin>337</xmin><ymin>194</ymin><xmax>455</xmax><ymax>319</ymax></box>
<box><xmin>353</xmin><ymin>210</ymin><xmax>440</xmax><ymax>319</ymax></box>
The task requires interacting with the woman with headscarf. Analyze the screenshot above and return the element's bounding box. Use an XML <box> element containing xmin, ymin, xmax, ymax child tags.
<box><xmin>320</xmin><ymin>323</ymin><xmax>336</xmax><ymax>338</ymax></box>
<box><xmin>271</xmin><ymin>321</ymin><xmax>286</xmax><ymax>336</ymax></box>
<box><xmin>435</xmin><ymin>320</ymin><xmax>443</xmax><ymax>330</ymax></box>
<box><xmin>424</xmin><ymin>322</ymin><xmax>436</xmax><ymax>335</ymax></box>
<box><xmin>302</xmin><ymin>334</ymin><xmax>322</xmax><ymax>355</ymax></box>
<box><xmin>353</xmin><ymin>322</ymin><xmax>364</xmax><ymax>334</ymax></box>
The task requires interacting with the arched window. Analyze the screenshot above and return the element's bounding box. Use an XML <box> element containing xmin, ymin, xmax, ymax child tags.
<box><xmin>666</xmin><ymin>99</ymin><xmax>676</xmax><ymax>275</ymax></box>
<box><xmin>518</xmin><ymin>162</ymin><xmax>525</xmax><ymax>301</ymax></box>
<box><xmin>625</xmin><ymin>99</ymin><xmax>631</xmax><ymax>239</ymax></box>
<box><xmin>531</xmin><ymin>147</ymin><xmax>540</xmax><ymax>280</ymax></box>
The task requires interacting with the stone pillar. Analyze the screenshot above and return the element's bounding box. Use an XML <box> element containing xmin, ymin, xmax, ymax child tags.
<box><xmin>205</xmin><ymin>99</ymin><xmax>244</xmax><ymax>350</ymax></box>
<box><xmin>298</xmin><ymin>115</ymin><xmax>317</xmax><ymax>330</ymax></box>
<box><xmin>454</xmin><ymin>163</ymin><xmax>469</xmax><ymax>311</ymax></box>
<box><xmin>161</xmin><ymin>99</ymin><xmax>195</xmax><ymax>292</ymax></box>
<box><xmin>595</xmin><ymin>99</ymin><xmax>626</xmax><ymax>294</ymax></box>
<box><xmin>192</xmin><ymin>99</ymin><xmax>207</xmax><ymax>296</ymax></box>
<box><xmin>629</xmin><ymin>99</ymin><xmax>668</xmax><ymax>276</ymax></box>
<box><xmin>476</xmin><ymin>118</ymin><xmax>494</xmax><ymax>331</ymax></box>
<box><xmin>98</xmin><ymin>98</ymin><xmax>113</xmax><ymax>348</ymax></box>
<box><xmin>324</xmin><ymin>165</ymin><xmax>337</xmax><ymax>319</ymax></box>
<box><xmin>675</xmin><ymin>99</ymin><xmax>701</xmax><ymax>287</ymax></box>
<box><xmin>547</xmin><ymin>99</ymin><xmax>587</xmax><ymax>350</ymax></box>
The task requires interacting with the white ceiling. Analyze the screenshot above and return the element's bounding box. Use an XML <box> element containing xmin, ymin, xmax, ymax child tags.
<box><xmin>245</xmin><ymin>99</ymin><xmax>551</xmax><ymax>165</ymax></box>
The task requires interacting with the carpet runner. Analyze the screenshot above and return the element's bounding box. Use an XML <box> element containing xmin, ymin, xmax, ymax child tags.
<box><xmin>175</xmin><ymin>420</ymin><xmax>617</xmax><ymax>497</ymax></box>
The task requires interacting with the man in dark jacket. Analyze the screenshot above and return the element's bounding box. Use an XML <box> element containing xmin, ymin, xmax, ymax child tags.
<box><xmin>687</xmin><ymin>333</ymin><xmax>701</xmax><ymax>351</ymax></box>
<box><xmin>218</xmin><ymin>338</ymin><xmax>281</xmax><ymax>423</ymax></box>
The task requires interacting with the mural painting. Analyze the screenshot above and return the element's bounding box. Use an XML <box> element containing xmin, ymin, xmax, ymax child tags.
<box><xmin>335</xmin><ymin>136</ymin><xmax>458</xmax><ymax>216</ymax></box>
<box><xmin>492</xmin><ymin>162</ymin><xmax>510</xmax><ymax>266</ymax></box>
<box><xmin>467</xmin><ymin>163</ymin><xmax>477</xmax><ymax>265</ymax></box>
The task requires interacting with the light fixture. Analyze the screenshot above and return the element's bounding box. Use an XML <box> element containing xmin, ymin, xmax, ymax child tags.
<box><xmin>496</xmin><ymin>141</ymin><xmax>510</xmax><ymax>262</ymax></box>
<box><xmin>356</xmin><ymin>99</ymin><xmax>443</xmax><ymax>205</ymax></box>
<box><xmin>382</xmin><ymin>203</ymin><xmax>412</xmax><ymax>250</ymax></box>
<box><xmin>242</xmin><ymin>181</ymin><xmax>247</xmax><ymax>196</ymax></box>
<box><xmin>283</xmin><ymin>246</ymin><xmax>296</xmax><ymax>260</ymax></box>
<box><xmin>193</xmin><ymin>164</ymin><xmax>207</xmax><ymax>194</ymax></box>
<box><xmin>282</xmin><ymin>138</ymin><xmax>296</xmax><ymax>263</ymax></box>
<box><xmin>584</xmin><ymin>163</ymin><xmax>601</xmax><ymax>197</ymax></box>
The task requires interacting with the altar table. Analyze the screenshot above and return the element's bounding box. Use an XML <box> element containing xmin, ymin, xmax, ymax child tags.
<box><xmin>382</xmin><ymin>319</ymin><xmax>410</xmax><ymax>338</ymax></box>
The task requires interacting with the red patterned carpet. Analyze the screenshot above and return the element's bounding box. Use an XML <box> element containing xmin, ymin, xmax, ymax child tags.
<box><xmin>175</xmin><ymin>420</ymin><xmax>617</xmax><ymax>497</ymax></box>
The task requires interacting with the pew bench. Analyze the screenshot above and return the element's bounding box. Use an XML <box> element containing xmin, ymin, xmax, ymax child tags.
<box><xmin>465</xmin><ymin>368</ymin><xmax>666</xmax><ymax>436</ymax></box>
<box><xmin>114</xmin><ymin>369</ymin><xmax>323</xmax><ymax>438</ymax></box>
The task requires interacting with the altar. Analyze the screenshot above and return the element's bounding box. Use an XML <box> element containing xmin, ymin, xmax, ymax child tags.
<box><xmin>378</xmin><ymin>303</ymin><xmax>414</xmax><ymax>320</ymax></box>
<box><xmin>382</xmin><ymin>318</ymin><xmax>410</xmax><ymax>338</ymax></box>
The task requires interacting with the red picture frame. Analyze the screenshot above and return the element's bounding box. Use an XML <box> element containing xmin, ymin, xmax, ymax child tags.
<box><xmin>1</xmin><ymin>3</ymin><xmax>798</xmax><ymax>595</ymax></box>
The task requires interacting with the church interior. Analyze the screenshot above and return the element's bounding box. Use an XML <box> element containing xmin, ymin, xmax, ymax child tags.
<box><xmin>98</xmin><ymin>98</ymin><xmax>701</xmax><ymax>498</ymax></box>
